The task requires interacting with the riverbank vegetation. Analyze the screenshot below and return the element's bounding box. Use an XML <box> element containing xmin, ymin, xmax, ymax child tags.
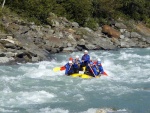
<box><xmin>0</xmin><ymin>0</ymin><xmax>150</xmax><ymax>28</ymax></box>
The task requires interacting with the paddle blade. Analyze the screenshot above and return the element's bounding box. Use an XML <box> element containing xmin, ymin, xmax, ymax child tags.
<box><xmin>60</xmin><ymin>66</ymin><xmax>66</xmax><ymax>71</ymax></box>
<box><xmin>102</xmin><ymin>71</ymin><xmax>108</xmax><ymax>76</ymax></box>
<box><xmin>53</xmin><ymin>67</ymin><xmax>61</xmax><ymax>72</ymax></box>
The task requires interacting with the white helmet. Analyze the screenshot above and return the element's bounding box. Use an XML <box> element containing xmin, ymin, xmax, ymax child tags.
<box><xmin>97</xmin><ymin>58</ymin><xmax>101</xmax><ymax>62</ymax></box>
<box><xmin>84</xmin><ymin>50</ymin><xmax>88</xmax><ymax>53</ymax></box>
<box><xmin>69</xmin><ymin>61</ymin><xmax>72</xmax><ymax>63</ymax></box>
<box><xmin>76</xmin><ymin>55</ymin><xmax>79</xmax><ymax>58</ymax></box>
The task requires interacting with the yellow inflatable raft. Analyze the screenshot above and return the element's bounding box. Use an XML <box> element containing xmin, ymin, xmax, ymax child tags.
<box><xmin>70</xmin><ymin>73</ymin><xmax>100</xmax><ymax>79</ymax></box>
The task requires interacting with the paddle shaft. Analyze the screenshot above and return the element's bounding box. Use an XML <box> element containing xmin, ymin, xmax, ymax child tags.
<box><xmin>67</xmin><ymin>64</ymin><xmax>73</xmax><ymax>74</ymax></box>
<box><xmin>89</xmin><ymin>65</ymin><xmax>96</xmax><ymax>77</ymax></box>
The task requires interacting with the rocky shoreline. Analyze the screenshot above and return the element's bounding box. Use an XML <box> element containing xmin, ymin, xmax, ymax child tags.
<box><xmin>0</xmin><ymin>13</ymin><xmax>150</xmax><ymax>65</ymax></box>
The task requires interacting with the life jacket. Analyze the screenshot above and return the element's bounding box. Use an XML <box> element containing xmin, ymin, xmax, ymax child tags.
<box><xmin>88</xmin><ymin>65</ymin><xmax>98</xmax><ymax>76</ymax></box>
<box><xmin>65</xmin><ymin>63</ymin><xmax>74</xmax><ymax>75</ymax></box>
<box><xmin>96</xmin><ymin>62</ymin><xmax>104</xmax><ymax>74</ymax></box>
<box><xmin>73</xmin><ymin>59</ymin><xmax>81</xmax><ymax>68</ymax></box>
<box><xmin>81</xmin><ymin>54</ymin><xmax>90</xmax><ymax>63</ymax></box>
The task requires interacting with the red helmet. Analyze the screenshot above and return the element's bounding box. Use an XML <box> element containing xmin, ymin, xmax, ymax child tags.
<box><xmin>69</xmin><ymin>57</ymin><xmax>73</xmax><ymax>61</ymax></box>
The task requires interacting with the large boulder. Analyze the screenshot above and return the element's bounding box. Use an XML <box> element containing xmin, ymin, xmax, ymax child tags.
<box><xmin>71</xmin><ymin>22</ymin><xmax>79</xmax><ymax>28</ymax></box>
<box><xmin>6</xmin><ymin>22</ymin><xmax>20</xmax><ymax>33</ymax></box>
<box><xmin>136</xmin><ymin>23</ymin><xmax>150</xmax><ymax>37</ymax></box>
<box><xmin>0</xmin><ymin>36</ymin><xmax>22</xmax><ymax>50</ymax></box>
<box><xmin>123</xmin><ymin>31</ymin><xmax>131</xmax><ymax>38</ymax></box>
<box><xmin>62</xmin><ymin>47</ymin><xmax>77</xmax><ymax>52</ymax></box>
<box><xmin>96</xmin><ymin>38</ymin><xmax>116</xmax><ymax>50</ymax></box>
<box><xmin>130</xmin><ymin>32</ymin><xmax>141</xmax><ymax>38</ymax></box>
<box><xmin>14</xmin><ymin>34</ymin><xmax>49</xmax><ymax>60</ymax></box>
<box><xmin>45</xmin><ymin>36</ymin><xmax>64</xmax><ymax>48</ymax></box>
<box><xmin>120</xmin><ymin>38</ymin><xmax>137</xmax><ymax>48</ymax></box>
<box><xmin>77</xmin><ymin>39</ymin><xmax>86</xmax><ymax>45</ymax></box>
<box><xmin>0</xmin><ymin>57</ymin><xmax>14</xmax><ymax>64</ymax></box>
<box><xmin>0</xmin><ymin>43</ymin><xmax>5</xmax><ymax>52</ymax></box>
<box><xmin>111</xmin><ymin>38</ymin><xmax>121</xmax><ymax>46</ymax></box>
<box><xmin>115</xmin><ymin>22</ymin><xmax>127</xmax><ymax>29</ymax></box>
<box><xmin>102</xmin><ymin>25</ymin><xmax>121</xmax><ymax>38</ymax></box>
<box><xmin>67</xmin><ymin>34</ymin><xmax>77</xmax><ymax>46</ymax></box>
<box><xmin>85</xmin><ymin>44</ymin><xmax>97</xmax><ymax>50</ymax></box>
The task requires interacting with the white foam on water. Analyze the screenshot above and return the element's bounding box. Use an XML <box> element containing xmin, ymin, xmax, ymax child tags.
<box><xmin>146</xmin><ymin>47</ymin><xmax>150</xmax><ymax>50</ymax></box>
<box><xmin>22</xmin><ymin>64</ymin><xmax>50</xmax><ymax>78</ymax></box>
<box><xmin>118</xmin><ymin>52</ymin><xmax>141</xmax><ymax>60</ymax></box>
<box><xmin>0</xmin><ymin>48</ymin><xmax>149</xmax><ymax>113</ymax></box>
<box><xmin>1</xmin><ymin>90</ymin><xmax>56</xmax><ymax>107</ymax></box>
<box><xmin>118</xmin><ymin>51</ymin><xmax>150</xmax><ymax>61</ymax></box>
<box><xmin>2</xmin><ymin>86</ymin><xmax>12</xmax><ymax>94</ymax></box>
<box><xmin>0</xmin><ymin>107</ymin><xmax>18</xmax><ymax>113</ymax></box>
<box><xmin>79</xmin><ymin>108</ymin><xmax>97</xmax><ymax>113</ymax></box>
<box><xmin>101</xmin><ymin>59</ymin><xmax>117</xmax><ymax>77</ymax></box>
<box><xmin>79</xmin><ymin>108</ymin><xmax>129</xmax><ymax>113</ymax></box>
<box><xmin>39</xmin><ymin>107</ymin><xmax>69</xmax><ymax>113</ymax></box>
<box><xmin>18</xmin><ymin>66</ymin><xmax>37</xmax><ymax>73</ymax></box>
<box><xmin>0</xmin><ymin>68</ymin><xmax>7</xmax><ymax>73</ymax></box>
<box><xmin>147</xmin><ymin>77</ymin><xmax>150</xmax><ymax>82</ymax></box>
<box><xmin>22</xmin><ymin>48</ymin><xmax>150</xmax><ymax>113</ymax></box>
<box><xmin>1</xmin><ymin>76</ymin><xmax>22</xmax><ymax>82</ymax></box>
<box><xmin>21</xmin><ymin>60</ymin><xmax>67</xmax><ymax>78</ymax></box>
<box><xmin>103</xmin><ymin>50</ymin><xmax>150</xmax><ymax>83</ymax></box>
<box><xmin>0</xmin><ymin>76</ymin><xmax>23</xmax><ymax>92</ymax></box>
<box><xmin>23</xmin><ymin>68</ymin><xmax>51</xmax><ymax>78</ymax></box>
<box><xmin>144</xmin><ymin>55</ymin><xmax>150</xmax><ymax>59</ymax></box>
<box><xmin>75</xmin><ymin>77</ymin><xmax>133</xmax><ymax>97</ymax></box>
<box><xmin>19</xmin><ymin>91</ymin><xmax>55</xmax><ymax>104</ymax></box>
<box><xmin>73</xmin><ymin>94</ymin><xmax>85</xmax><ymax>101</ymax></box>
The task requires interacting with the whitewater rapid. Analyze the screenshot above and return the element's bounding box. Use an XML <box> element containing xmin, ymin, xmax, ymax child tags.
<box><xmin>0</xmin><ymin>48</ymin><xmax>150</xmax><ymax>113</ymax></box>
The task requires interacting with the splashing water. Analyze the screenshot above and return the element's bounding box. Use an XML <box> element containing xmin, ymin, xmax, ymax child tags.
<box><xmin>0</xmin><ymin>48</ymin><xmax>150</xmax><ymax>113</ymax></box>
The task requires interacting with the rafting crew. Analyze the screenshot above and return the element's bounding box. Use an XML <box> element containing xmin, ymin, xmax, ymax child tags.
<box><xmin>65</xmin><ymin>56</ymin><xmax>81</xmax><ymax>75</ymax></box>
<box><xmin>64</xmin><ymin>50</ymin><xmax>106</xmax><ymax>77</ymax></box>
<box><xmin>73</xmin><ymin>55</ymin><xmax>81</xmax><ymax>73</ymax></box>
<box><xmin>96</xmin><ymin>59</ymin><xmax>104</xmax><ymax>75</ymax></box>
<box><xmin>65</xmin><ymin>60</ymin><xmax>74</xmax><ymax>76</ymax></box>
<box><xmin>81</xmin><ymin>50</ymin><xmax>90</xmax><ymax>65</ymax></box>
<box><xmin>85</xmin><ymin>62</ymin><xmax>98</xmax><ymax>77</ymax></box>
<box><xmin>81</xmin><ymin>50</ymin><xmax>90</xmax><ymax>66</ymax></box>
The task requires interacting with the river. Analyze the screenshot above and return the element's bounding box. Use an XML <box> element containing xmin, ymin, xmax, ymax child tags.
<box><xmin>0</xmin><ymin>48</ymin><xmax>150</xmax><ymax>113</ymax></box>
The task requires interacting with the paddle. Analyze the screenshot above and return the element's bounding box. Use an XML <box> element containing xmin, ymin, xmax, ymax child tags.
<box><xmin>53</xmin><ymin>67</ymin><xmax>60</xmax><ymax>72</ymax></box>
<box><xmin>53</xmin><ymin>66</ymin><xmax>66</xmax><ymax>72</ymax></box>
<box><xmin>89</xmin><ymin>65</ymin><xmax>96</xmax><ymax>77</ymax></box>
<box><xmin>102</xmin><ymin>71</ymin><xmax>108</xmax><ymax>76</ymax></box>
<box><xmin>60</xmin><ymin>66</ymin><xmax>66</xmax><ymax>71</ymax></box>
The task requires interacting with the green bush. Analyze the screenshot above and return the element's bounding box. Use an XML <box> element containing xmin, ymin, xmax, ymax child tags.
<box><xmin>61</xmin><ymin>0</ymin><xmax>92</xmax><ymax>25</ymax></box>
<box><xmin>0</xmin><ymin>8</ymin><xmax>2</xmax><ymax>17</ymax></box>
<box><xmin>145</xmin><ymin>18</ymin><xmax>150</xmax><ymax>27</ymax></box>
<box><xmin>1</xmin><ymin>0</ymin><xmax>149</xmax><ymax>29</ymax></box>
<box><xmin>84</xmin><ymin>18</ymin><xmax>98</xmax><ymax>30</ymax></box>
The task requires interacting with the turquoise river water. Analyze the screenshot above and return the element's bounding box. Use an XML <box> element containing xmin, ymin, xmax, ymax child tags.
<box><xmin>0</xmin><ymin>48</ymin><xmax>150</xmax><ymax>113</ymax></box>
